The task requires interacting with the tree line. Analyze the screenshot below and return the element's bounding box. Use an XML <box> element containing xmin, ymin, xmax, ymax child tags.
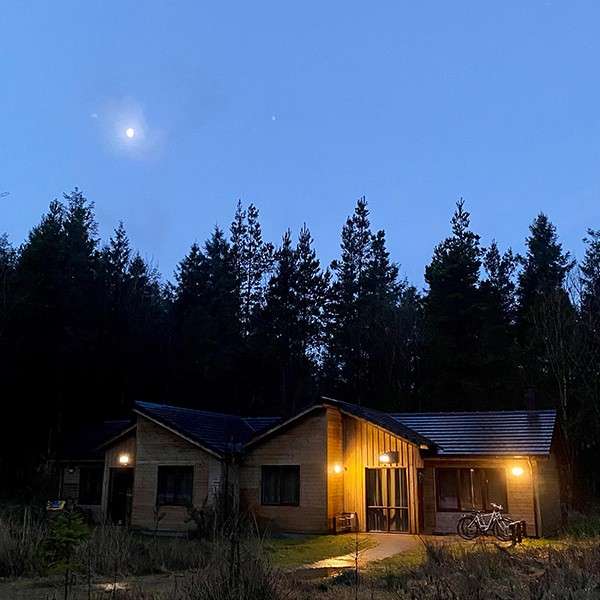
<box><xmin>1</xmin><ymin>190</ymin><xmax>599</xmax><ymax>500</ymax></box>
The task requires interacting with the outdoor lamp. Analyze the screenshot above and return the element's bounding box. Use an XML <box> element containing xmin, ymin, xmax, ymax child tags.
<box><xmin>118</xmin><ymin>453</ymin><xmax>131</xmax><ymax>466</ymax></box>
<box><xmin>511</xmin><ymin>466</ymin><xmax>524</xmax><ymax>477</ymax></box>
<box><xmin>333</xmin><ymin>463</ymin><xmax>344</xmax><ymax>474</ymax></box>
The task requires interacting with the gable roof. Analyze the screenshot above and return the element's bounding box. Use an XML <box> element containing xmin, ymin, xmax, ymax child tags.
<box><xmin>321</xmin><ymin>398</ymin><xmax>434</xmax><ymax>448</ymax></box>
<box><xmin>134</xmin><ymin>401</ymin><xmax>281</xmax><ymax>457</ymax></box>
<box><xmin>244</xmin><ymin>397</ymin><xmax>435</xmax><ymax>450</ymax></box>
<box><xmin>391</xmin><ymin>410</ymin><xmax>557</xmax><ymax>456</ymax></box>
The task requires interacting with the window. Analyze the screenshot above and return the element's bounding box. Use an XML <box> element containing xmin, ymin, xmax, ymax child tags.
<box><xmin>435</xmin><ymin>468</ymin><xmax>507</xmax><ymax>512</ymax></box>
<box><xmin>157</xmin><ymin>466</ymin><xmax>194</xmax><ymax>506</ymax></box>
<box><xmin>261</xmin><ymin>466</ymin><xmax>300</xmax><ymax>506</ymax></box>
<box><xmin>79</xmin><ymin>466</ymin><xmax>103</xmax><ymax>505</ymax></box>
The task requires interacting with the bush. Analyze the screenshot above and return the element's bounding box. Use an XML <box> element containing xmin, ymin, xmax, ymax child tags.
<box><xmin>561</xmin><ymin>510</ymin><xmax>600</xmax><ymax>538</ymax></box>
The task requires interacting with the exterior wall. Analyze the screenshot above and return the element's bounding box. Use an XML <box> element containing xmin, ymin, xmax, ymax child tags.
<box><xmin>59</xmin><ymin>462</ymin><xmax>104</xmax><ymax>521</ymax></box>
<box><xmin>130</xmin><ymin>416</ymin><xmax>221</xmax><ymax>531</ymax></box>
<box><xmin>341</xmin><ymin>414</ymin><xmax>423</xmax><ymax>533</ymax></box>
<box><xmin>239</xmin><ymin>409</ymin><xmax>329</xmax><ymax>533</ymax></box>
<box><xmin>535</xmin><ymin>455</ymin><xmax>562</xmax><ymax>536</ymax></box>
<box><xmin>421</xmin><ymin>457</ymin><xmax>539</xmax><ymax>536</ymax></box>
<box><xmin>327</xmin><ymin>408</ymin><xmax>345</xmax><ymax>527</ymax></box>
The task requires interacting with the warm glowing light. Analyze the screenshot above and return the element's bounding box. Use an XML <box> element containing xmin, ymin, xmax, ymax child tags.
<box><xmin>125</xmin><ymin>127</ymin><xmax>135</xmax><ymax>139</ymax></box>
<box><xmin>118</xmin><ymin>453</ymin><xmax>130</xmax><ymax>466</ymax></box>
<box><xmin>333</xmin><ymin>464</ymin><xmax>344</xmax><ymax>474</ymax></box>
<box><xmin>379</xmin><ymin>453</ymin><xmax>391</xmax><ymax>464</ymax></box>
<box><xmin>511</xmin><ymin>466</ymin><xmax>524</xmax><ymax>477</ymax></box>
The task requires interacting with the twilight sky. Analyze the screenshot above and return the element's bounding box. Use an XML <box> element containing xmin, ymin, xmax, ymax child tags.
<box><xmin>1</xmin><ymin>1</ymin><xmax>599</xmax><ymax>285</ymax></box>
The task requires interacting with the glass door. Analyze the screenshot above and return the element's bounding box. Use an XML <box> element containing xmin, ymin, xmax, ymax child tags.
<box><xmin>366</xmin><ymin>467</ymin><xmax>409</xmax><ymax>532</ymax></box>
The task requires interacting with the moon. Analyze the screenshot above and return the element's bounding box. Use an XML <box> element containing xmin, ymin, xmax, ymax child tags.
<box><xmin>125</xmin><ymin>127</ymin><xmax>135</xmax><ymax>139</ymax></box>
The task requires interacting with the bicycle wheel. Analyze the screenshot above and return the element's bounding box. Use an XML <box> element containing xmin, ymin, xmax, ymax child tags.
<box><xmin>493</xmin><ymin>516</ymin><xmax>512</xmax><ymax>541</ymax></box>
<box><xmin>457</xmin><ymin>515</ymin><xmax>479</xmax><ymax>540</ymax></box>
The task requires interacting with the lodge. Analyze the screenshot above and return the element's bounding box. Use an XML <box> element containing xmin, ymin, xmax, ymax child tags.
<box><xmin>57</xmin><ymin>397</ymin><xmax>562</xmax><ymax>536</ymax></box>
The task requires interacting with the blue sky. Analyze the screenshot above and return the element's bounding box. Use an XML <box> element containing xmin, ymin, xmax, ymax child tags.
<box><xmin>1</xmin><ymin>1</ymin><xmax>599</xmax><ymax>285</ymax></box>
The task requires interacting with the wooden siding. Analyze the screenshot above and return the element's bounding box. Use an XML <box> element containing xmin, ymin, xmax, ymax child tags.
<box><xmin>341</xmin><ymin>414</ymin><xmax>423</xmax><ymax>533</ymax></box>
<box><xmin>239</xmin><ymin>410</ymin><xmax>329</xmax><ymax>533</ymax></box>
<box><xmin>129</xmin><ymin>416</ymin><xmax>219</xmax><ymax>531</ymax></box>
<box><xmin>535</xmin><ymin>455</ymin><xmax>562</xmax><ymax>535</ymax></box>
<box><xmin>422</xmin><ymin>458</ymin><xmax>538</xmax><ymax>536</ymax></box>
<box><xmin>327</xmin><ymin>408</ymin><xmax>344</xmax><ymax>527</ymax></box>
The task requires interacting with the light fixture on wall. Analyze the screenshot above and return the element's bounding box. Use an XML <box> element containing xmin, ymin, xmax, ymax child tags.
<box><xmin>378</xmin><ymin>451</ymin><xmax>399</xmax><ymax>464</ymax></box>
<box><xmin>118</xmin><ymin>453</ymin><xmax>131</xmax><ymax>466</ymax></box>
<box><xmin>511</xmin><ymin>466</ymin><xmax>524</xmax><ymax>477</ymax></box>
<box><xmin>333</xmin><ymin>463</ymin><xmax>344</xmax><ymax>474</ymax></box>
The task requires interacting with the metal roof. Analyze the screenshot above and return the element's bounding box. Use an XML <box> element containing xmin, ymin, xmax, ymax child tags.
<box><xmin>321</xmin><ymin>398</ymin><xmax>435</xmax><ymax>448</ymax></box>
<box><xmin>134</xmin><ymin>401</ymin><xmax>280</xmax><ymax>457</ymax></box>
<box><xmin>390</xmin><ymin>410</ymin><xmax>557</xmax><ymax>456</ymax></box>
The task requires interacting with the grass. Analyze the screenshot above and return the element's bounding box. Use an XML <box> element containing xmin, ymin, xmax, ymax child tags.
<box><xmin>265</xmin><ymin>533</ymin><xmax>376</xmax><ymax>568</ymax></box>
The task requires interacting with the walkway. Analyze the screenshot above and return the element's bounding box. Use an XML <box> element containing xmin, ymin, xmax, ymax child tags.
<box><xmin>306</xmin><ymin>533</ymin><xmax>421</xmax><ymax>569</ymax></box>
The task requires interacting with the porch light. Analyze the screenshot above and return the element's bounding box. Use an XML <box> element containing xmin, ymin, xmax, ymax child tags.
<box><xmin>118</xmin><ymin>453</ymin><xmax>131</xmax><ymax>466</ymax></box>
<box><xmin>379</xmin><ymin>451</ymin><xmax>399</xmax><ymax>464</ymax></box>
<box><xmin>333</xmin><ymin>463</ymin><xmax>344</xmax><ymax>474</ymax></box>
<box><xmin>511</xmin><ymin>466</ymin><xmax>524</xmax><ymax>477</ymax></box>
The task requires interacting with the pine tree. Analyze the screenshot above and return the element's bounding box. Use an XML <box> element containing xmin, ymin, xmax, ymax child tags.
<box><xmin>516</xmin><ymin>213</ymin><xmax>574</xmax><ymax>401</ymax></box>
<box><xmin>423</xmin><ymin>199</ymin><xmax>483</xmax><ymax>409</ymax></box>
<box><xmin>479</xmin><ymin>241</ymin><xmax>519</xmax><ymax>406</ymax></box>
<box><xmin>230</xmin><ymin>202</ymin><xmax>273</xmax><ymax>336</ymax></box>
<box><xmin>580</xmin><ymin>229</ymin><xmax>600</xmax><ymax>318</ymax></box>
<box><xmin>326</xmin><ymin>198</ymin><xmax>404</xmax><ymax>407</ymax></box>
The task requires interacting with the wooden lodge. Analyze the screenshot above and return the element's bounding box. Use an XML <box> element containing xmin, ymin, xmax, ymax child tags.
<box><xmin>57</xmin><ymin>397</ymin><xmax>562</xmax><ymax>536</ymax></box>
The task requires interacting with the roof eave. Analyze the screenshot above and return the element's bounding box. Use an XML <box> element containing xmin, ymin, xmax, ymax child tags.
<box><xmin>133</xmin><ymin>407</ymin><xmax>224</xmax><ymax>459</ymax></box>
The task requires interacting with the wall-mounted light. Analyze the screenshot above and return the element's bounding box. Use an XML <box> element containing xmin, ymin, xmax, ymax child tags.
<box><xmin>333</xmin><ymin>463</ymin><xmax>344</xmax><ymax>474</ymax></box>
<box><xmin>511</xmin><ymin>466</ymin><xmax>524</xmax><ymax>477</ymax></box>
<box><xmin>118</xmin><ymin>453</ymin><xmax>131</xmax><ymax>466</ymax></box>
<box><xmin>378</xmin><ymin>451</ymin><xmax>399</xmax><ymax>464</ymax></box>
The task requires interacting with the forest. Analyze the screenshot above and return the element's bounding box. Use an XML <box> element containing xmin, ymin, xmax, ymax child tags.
<box><xmin>0</xmin><ymin>190</ymin><xmax>599</xmax><ymax>501</ymax></box>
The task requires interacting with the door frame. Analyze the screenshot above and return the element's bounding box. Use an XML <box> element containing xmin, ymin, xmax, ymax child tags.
<box><xmin>365</xmin><ymin>466</ymin><xmax>410</xmax><ymax>533</ymax></box>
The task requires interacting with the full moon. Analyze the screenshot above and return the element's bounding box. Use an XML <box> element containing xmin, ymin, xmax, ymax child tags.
<box><xmin>125</xmin><ymin>127</ymin><xmax>135</xmax><ymax>139</ymax></box>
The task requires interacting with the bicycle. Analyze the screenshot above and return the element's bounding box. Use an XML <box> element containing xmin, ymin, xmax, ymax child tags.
<box><xmin>457</xmin><ymin>503</ymin><xmax>512</xmax><ymax>541</ymax></box>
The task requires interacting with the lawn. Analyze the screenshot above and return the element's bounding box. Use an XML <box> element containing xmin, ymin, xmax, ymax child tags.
<box><xmin>265</xmin><ymin>533</ymin><xmax>377</xmax><ymax>568</ymax></box>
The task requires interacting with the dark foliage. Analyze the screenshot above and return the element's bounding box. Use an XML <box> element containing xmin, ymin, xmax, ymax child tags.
<box><xmin>1</xmin><ymin>189</ymin><xmax>599</xmax><ymax>502</ymax></box>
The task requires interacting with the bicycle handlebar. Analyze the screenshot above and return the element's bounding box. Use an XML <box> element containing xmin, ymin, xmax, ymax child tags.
<box><xmin>490</xmin><ymin>503</ymin><xmax>503</xmax><ymax>511</ymax></box>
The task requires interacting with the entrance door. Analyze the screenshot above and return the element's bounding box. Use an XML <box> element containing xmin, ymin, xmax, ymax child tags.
<box><xmin>108</xmin><ymin>468</ymin><xmax>133</xmax><ymax>525</ymax></box>
<box><xmin>366</xmin><ymin>468</ymin><xmax>409</xmax><ymax>532</ymax></box>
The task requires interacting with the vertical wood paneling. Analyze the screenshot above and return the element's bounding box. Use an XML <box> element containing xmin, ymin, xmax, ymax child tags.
<box><xmin>340</xmin><ymin>414</ymin><xmax>424</xmax><ymax>533</ymax></box>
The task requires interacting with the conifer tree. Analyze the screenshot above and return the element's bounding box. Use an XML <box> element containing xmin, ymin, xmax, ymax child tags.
<box><xmin>423</xmin><ymin>199</ymin><xmax>483</xmax><ymax>409</ymax></box>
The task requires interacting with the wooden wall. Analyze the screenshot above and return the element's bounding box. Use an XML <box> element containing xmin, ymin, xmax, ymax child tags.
<box><xmin>341</xmin><ymin>414</ymin><xmax>424</xmax><ymax>533</ymax></box>
<box><xmin>239</xmin><ymin>409</ymin><xmax>329</xmax><ymax>533</ymax></box>
<box><xmin>535</xmin><ymin>455</ymin><xmax>562</xmax><ymax>535</ymax></box>
<box><xmin>128</xmin><ymin>416</ymin><xmax>219</xmax><ymax>531</ymax></box>
<box><xmin>327</xmin><ymin>408</ymin><xmax>344</xmax><ymax>527</ymax></box>
<box><xmin>421</xmin><ymin>458</ymin><xmax>538</xmax><ymax>536</ymax></box>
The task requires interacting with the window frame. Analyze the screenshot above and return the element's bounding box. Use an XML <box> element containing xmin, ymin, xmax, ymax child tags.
<box><xmin>435</xmin><ymin>467</ymin><xmax>508</xmax><ymax>513</ymax></box>
<box><xmin>156</xmin><ymin>465</ymin><xmax>194</xmax><ymax>507</ymax></box>
<box><xmin>260</xmin><ymin>465</ymin><xmax>300</xmax><ymax>507</ymax></box>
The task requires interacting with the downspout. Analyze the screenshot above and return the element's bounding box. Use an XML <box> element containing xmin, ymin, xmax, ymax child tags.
<box><xmin>528</xmin><ymin>457</ymin><xmax>542</xmax><ymax>537</ymax></box>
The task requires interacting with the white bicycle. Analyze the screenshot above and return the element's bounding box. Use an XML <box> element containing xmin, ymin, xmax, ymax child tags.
<box><xmin>457</xmin><ymin>503</ymin><xmax>512</xmax><ymax>541</ymax></box>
